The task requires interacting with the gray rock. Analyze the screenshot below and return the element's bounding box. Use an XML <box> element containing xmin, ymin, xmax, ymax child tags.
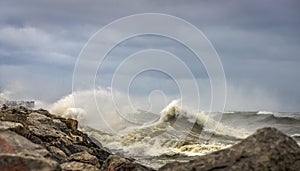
<box><xmin>159</xmin><ymin>127</ymin><xmax>300</xmax><ymax>171</ymax></box>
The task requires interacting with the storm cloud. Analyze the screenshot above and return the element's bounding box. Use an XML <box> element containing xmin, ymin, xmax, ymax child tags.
<box><xmin>0</xmin><ymin>0</ymin><xmax>299</xmax><ymax>111</ymax></box>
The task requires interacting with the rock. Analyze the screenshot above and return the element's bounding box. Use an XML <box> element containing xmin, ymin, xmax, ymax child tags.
<box><xmin>89</xmin><ymin>147</ymin><xmax>111</xmax><ymax>165</ymax></box>
<box><xmin>0</xmin><ymin>121</ymin><xmax>23</xmax><ymax>131</ymax></box>
<box><xmin>60</xmin><ymin>161</ymin><xmax>100</xmax><ymax>171</ymax></box>
<box><xmin>159</xmin><ymin>127</ymin><xmax>300</xmax><ymax>171</ymax></box>
<box><xmin>101</xmin><ymin>155</ymin><xmax>154</xmax><ymax>171</ymax></box>
<box><xmin>88</xmin><ymin>136</ymin><xmax>103</xmax><ymax>148</ymax></box>
<box><xmin>58</xmin><ymin>118</ymin><xmax>78</xmax><ymax>130</ymax></box>
<box><xmin>69</xmin><ymin>151</ymin><xmax>99</xmax><ymax>167</ymax></box>
<box><xmin>1</xmin><ymin>104</ymin><xmax>8</xmax><ymax>110</ymax></box>
<box><xmin>0</xmin><ymin>106</ymin><xmax>153</xmax><ymax>171</ymax></box>
<box><xmin>0</xmin><ymin>130</ymin><xmax>60</xmax><ymax>171</ymax></box>
<box><xmin>0</xmin><ymin>155</ymin><xmax>60</xmax><ymax>171</ymax></box>
<box><xmin>48</xmin><ymin>146</ymin><xmax>68</xmax><ymax>159</ymax></box>
<box><xmin>28</xmin><ymin>112</ymin><xmax>52</xmax><ymax>124</ymax></box>
<box><xmin>0</xmin><ymin>130</ymin><xmax>49</xmax><ymax>158</ymax></box>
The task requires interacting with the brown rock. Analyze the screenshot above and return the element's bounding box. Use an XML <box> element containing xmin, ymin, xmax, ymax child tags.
<box><xmin>0</xmin><ymin>155</ymin><xmax>60</xmax><ymax>171</ymax></box>
<box><xmin>159</xmin><ymin>127</ymin><xmax>300</xmax><ymax>171</ymax></box>
<box><xmin>101</xmin><ymin>155</ymin><xmax>154</xmax><ymax>171</ymax></box>
<box><xmin>69</xmin><ymin>151</ymin><xmax>100</xmax><ymax>167</ymax></box>
<box><xmin>59</xmin><ymin>118</ymin><xmax>78</xmax><ymax>130</ymax></box>
<box><xmin>48</xmin><ymin>146</ymin><xmax>68</xmax><ymax>158</ymax></box>
<box><xmin>0</xmin><ymin>130</ymin><xmax>60</xmax><ymax>171</ymax></box>
<box><xmin>60</xmin><ymin>161</ymin><xmax>100</xmax><ymax>171</ymax></box>
<box><xmin>0</xmin><ymin>106</ymin><xmax>154</xmax><ymax>171</ymax></box>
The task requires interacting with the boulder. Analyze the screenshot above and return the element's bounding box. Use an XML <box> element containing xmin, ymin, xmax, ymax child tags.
<box><xmin>101</xmin><ymin>155</ymin><xmax>154</xmax><ymax>171</ymax></box>
<box><xmin>0</xmin><ymin>121</ymin><xmax>23</xmax><ymax>131</ymax></box>
<box><xmin>0</xmin><ymin>106</ymin><xmax>156</xmax><ymax>170</ymax></box>
<box><xmin>0</xmin><ymin>130</ymin><xmax>60</xmax><ymax>171</ymax></box>
<box><xmin>69</xmin><ymin>151</ymin><xmax>99</xmax><ymax>166</ymax></box>
<box><xmin>60</xmin><ymin>161</ymin><xmax>100</xmax><ymax>171</ymax></box>
<box><xmin>58</xmin><ymin>118</ymin><xmax>78</xmax><ymax>130</ymax></box>
<box><xmin>159</xmin><ymin>127</ymin><xmax>300</xmax><ymax>171</ymax></box>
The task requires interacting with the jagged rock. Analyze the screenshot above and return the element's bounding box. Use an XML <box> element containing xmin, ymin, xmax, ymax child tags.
<box><xmin>101</xmin><ymin>155</ymin><xmax>154</xmax><ymax>171</ymax></box>
<box><xmin>0</xmin><ymin>130</ymin><xmax>60</xmax><ymax>171</ymax></box>
<box><xmin>58</xmin><ymin>118</ymin><xmax>78</xmax><ymax>130</ymax></box>
<box><xmin>159</xmin><ymin>127</ymin><xmax>300</xmax><ymax>171</ymax></box>
<box><xmin>60</xmin><ymin>161</ymin><xmax>100</xmax><ymax>171</ymax></box>
<box><xmin>2</xmin><ymin>106</ymin><xmax>300</xmax><ymax>171</ymax></box>
<box><xmin>0</xmin><ymin>106</ymin><xmax>155</xmax><ymax>171</ymax></box>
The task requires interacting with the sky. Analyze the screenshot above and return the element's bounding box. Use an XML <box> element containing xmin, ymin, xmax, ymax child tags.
<box><xmin>0</xmin><ymin>0</ymin><xmax>300</xmax><ymax>112</ymax></box>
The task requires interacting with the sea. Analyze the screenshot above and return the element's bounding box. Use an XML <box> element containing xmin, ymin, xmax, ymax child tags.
<box><xmin>49</xmin><ymin>91</ymin><xmax>300</xmax><ymax>169</ymax></box>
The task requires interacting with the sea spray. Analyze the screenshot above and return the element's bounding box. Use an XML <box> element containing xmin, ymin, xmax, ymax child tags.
<box><xmin>49</xmin><ymin>89</ymin><xmax>256</xmax><ymax>168</ymax></box>
<box><xmin>50</xmin><ymin>88</ymin><xmax>134</xmax><ymax>132</ymax></box>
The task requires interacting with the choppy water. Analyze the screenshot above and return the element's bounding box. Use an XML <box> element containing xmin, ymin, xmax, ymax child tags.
<box><xmin>50</xmin><ymin>91</ymin><xmax>300</xmax><ymax>169</ymax></box>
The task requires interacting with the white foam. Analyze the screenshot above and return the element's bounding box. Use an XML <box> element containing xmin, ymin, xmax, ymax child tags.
<box><xmin>291</xmin><ymin>133</ymin><xmax>300</xmax><ymax>137</ymax></box>
<box><xmin>223</xmin><ymin>111</ymin><xmax>235</xmax><ymax>114</ymax></box>
<box><xmin>257</xmin><ymin>111</ymin><xmax>274</xmax><ymax>115</ymax></box>
<box><xmin>159</xmin><ymin>100</ymin><xmax>250</xmax><ymax>139</ymax></box>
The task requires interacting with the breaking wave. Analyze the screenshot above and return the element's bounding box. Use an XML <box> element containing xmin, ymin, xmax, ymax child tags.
<box><xmin>49</xmin><ymin>89</ymin><xmax>300</xmax><ymax>168</ymax></box>
<box><xmin>49</xmin><ymin>89</ymin><xmax>250</xmax><ymax>162</ymax></box>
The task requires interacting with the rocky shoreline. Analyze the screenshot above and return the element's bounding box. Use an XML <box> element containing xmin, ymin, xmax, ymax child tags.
<box><xmin>0</xmin><ymin>106</ymin><xmax>299</xmax><ymax>171</ymax></box>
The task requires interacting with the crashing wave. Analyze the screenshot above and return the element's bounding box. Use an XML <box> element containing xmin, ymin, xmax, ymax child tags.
<box><xmin>50</xmin><ymin>90</ymin><xmax>250</xmax><ymax>159</ymax></box>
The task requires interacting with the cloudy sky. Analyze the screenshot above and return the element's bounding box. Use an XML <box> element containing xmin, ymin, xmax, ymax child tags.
<box><xmin>0</xmin><ymin>0</ymin><xmax>299</xmax><ymax>112</ymax></box>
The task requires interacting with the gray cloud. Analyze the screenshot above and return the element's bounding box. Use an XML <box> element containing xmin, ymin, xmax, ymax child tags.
<box><xmin>0</xmin><ymin>0</ymin><xmax>299</xmax><ymax>111</ymax></box>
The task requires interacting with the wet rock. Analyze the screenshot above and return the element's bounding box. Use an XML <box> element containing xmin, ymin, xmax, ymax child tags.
<box><xmin>89</xmin><ymin>136</ymin><xmax>104</xmax><ymax>148</ymax></box>
<box><xmin>0</xmin><ymin>130</ymin><xmax>60</xmax><ymax>171</ymax></box>
<box><xmin>89</xmin><ymin>147</ymin><xmax>111</xmax><ymax>165</ymax></box>
<box><xmin>60</xmin><ymin>161</ymin><xmax>100</xmax><ymax>171</ymax></box>
<box><xmin>159</xmin><ymin>127</ymin><xmax>300</xmax><ymax>171</ymax></box>
<box><xmin>101</xmin><ymin>155</ymin><xmax>154</xmax><ymax>171</ymax></box>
